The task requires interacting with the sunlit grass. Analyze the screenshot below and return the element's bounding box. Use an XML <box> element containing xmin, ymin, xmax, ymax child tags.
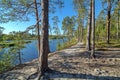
<box><xmin>95</xmin><ymin>39</ymin><xmax>120</xmax><ymax>48</ymax></box>
<box><xmin>57</xmin><ymin>38</ymin><xmax>77</xmax><ymax>51</ymax></box>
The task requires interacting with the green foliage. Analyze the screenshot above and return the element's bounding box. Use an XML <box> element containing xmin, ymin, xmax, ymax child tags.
<box><xmin>52</xmin><ymin>16</ymin><xmax>61</xmax><ymax>36</ymax></box>
<box><xmin>0</xmin><ymin>59</ymin><xmax>12</xmax><ymax>72</ymax></box>
<box><xmin>94</xmin><ymin>7</ymin><xmax>120</xmax><ymax>42</ymax></box>
<box><xmin>0</xmin><ymin>30</ymin><xmax>32</xmax><ymax>72</ymax></box>
<box><xmin>0</xmin><ymin>31</ymin><xmax>35</xmax><ymax>42</ymax></box>
<box><xmin>62</xmin><ymin>16</ymin><xmax>76</xmax><ymax>41</ymax></box>
<box><xmin>95</xmin><ymin>39</ymin><xmax>120</xmax><ymax>48</ymax></box>
<box><xmin>73</xmin><ymin>0</ymin><xmax>88</xmax><ymax>18</ymax></box>
<box><xmin>57</xmin><ymin>42</ymin><xmax>62</xmax><ymax>50</ymax></box>
<box><xmin>0</xmin><ymin>0</ymin><xmax>64</xmax><ymax>23</ymax></box>
<box><xmin>49</xmin><ymin>35</ymin><xmax>65</xmax><ymax>39</ymax></box>
<box><xmin>0</xmin><ymin>48</ymin><xmax>16</xmax><ymax>72</ymax></box>
<box><xmin>0</xmin><ymin>42</ymin><xmax>28</xmax><ymax>73</ymax></box>
<box><xmin>0</xmin><ymin>40</ymin><xmax>31</xmax><ymax>48</ymax></box>
<box><xmin>73</xmin><ymin>0</ymin><xmax>89</xmax><ymax>42</ymax></box>
<box><xmin>57</xmin><ymin>38</ymin><xmax>77</xmax><ymax>51</ymax></box>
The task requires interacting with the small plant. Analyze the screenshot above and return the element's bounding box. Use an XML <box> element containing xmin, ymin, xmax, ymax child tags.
<box><xmin>57</xmin><ymin>42</ymin><xmax>62</xmax><ymax>51</ymax></box>
<box><xmin>0</xmin><ymin>52</ymin><xmax>13</xmax><ymax>72</ymax></box>
<box><xmin>0</xmin><ymin>47</ymin><xmax>22</xmax><ymax>72</ymax></box>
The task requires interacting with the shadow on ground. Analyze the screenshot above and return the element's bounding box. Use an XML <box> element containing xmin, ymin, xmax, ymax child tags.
<box><xmin>55</xmin><ymin>50</ymin><xmax>120</xmax><ymax>59</ymax></box>
<box><xmin>0</xmin><ymin>72</ymin><xmax>27</xmax><ymax>80</ymax></box>
<box><xmin>28</xmin><ymin>70</ymin><xmax>120</xmax><ymax>80</ymax></box>
<box><xmin>95</xmin><ymin>51</ymin><xmax>120</xmax><ymax>58</ymax></box>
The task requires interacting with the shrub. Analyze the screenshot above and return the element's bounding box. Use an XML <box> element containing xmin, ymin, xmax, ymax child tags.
<box><xmin>0</xmin><ymin>53</ymin><xmax>13</xmax><ymax>72</ymax></box>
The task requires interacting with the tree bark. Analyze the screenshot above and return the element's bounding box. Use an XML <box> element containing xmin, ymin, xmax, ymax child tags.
<box><xmin>81</xmin><ymin>16</ymin><xmax>84</xmax><ymax>42</ymax></box>
<box><xmin>117</xmin><ymin>9</ymin><xmax>119</xmax><ymax>40</ymax></box>
<box><xmin>77</xmin><ymin>24</ymin><xmax>80</xmax><ymax>42</ymax></box>
<box><xmin>77</xmin><ymin>14</ymin><xmax>80</xmax><ymax>42</ymax></box>
<box><xmin>117</xmin><ymin>0</ymin><xmax>119</xmax><ymax>40</ymax></box>
<box><xmin>18</xmin><ymin>49</ymin><xmax>22</xmax><ymax>64</ymax></box>
<box><xmin>106</xmin><ymin>0</ymin><xmax>111</xmax><ymax>44</ymax></box>
<box><xmin>38</xmin><ymin>0</ymin><xmax>49</xmax><ymax>77</ymax></box>
<box><xmin>86</xmin><ymin>0</ymin><xmax>92</xmax><ymax>51</ymax></box>
<box><xmin>91</xmin><ymin>0</ymin><xmax>95</xmax><ymax>58</ymax></box>
<box><xmin>34</xmin><ymin>0</ymin><xmax>41</xmax><ymax>74</ymax></box>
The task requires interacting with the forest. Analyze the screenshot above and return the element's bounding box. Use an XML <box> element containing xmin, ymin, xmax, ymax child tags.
<box><xmin>0</xmin><ymin>0</ymin><xmax>120</xmax><ymax>80</ymax></box>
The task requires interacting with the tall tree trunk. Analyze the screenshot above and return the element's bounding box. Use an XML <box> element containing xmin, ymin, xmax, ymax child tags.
<box><xmin>77</xmin><ymin>25</ymin><xmax>80</xmax><ymax>42</ymax></box>
<box><xmin>106</xmin><ymin>0</ymin><xmax>111</xmax><ymax>44</ymax></box>
<box><xmin>77</xmin><ymin>15</ymin><xmax>80</xmax><ymax>42</ymax></box>
<box><xmin>18</xmin><ymin>49</ymin><xmax>22</xmax><ymax>64</ymax></box>
<box><xmin>18</xmin><ymin>34</ymin><xmax>22</xmax><ymax>64</ymax></box>
<box><xmin>91</xmin><ymin>0</ymin><xmax>95</xmax><ymax>58</ymax></box>
<box><xmin>34</xmin><ymin>0</ymin><xmax>41</xmax><ymax>74</ymax></box>
<box><xmin>117</xmin><ymin>0</ymin><xmax>119</xmax><ymax>40</ymax></box>
<box><xmin>86</xmin><ymin>0</ymin><xmax>92</xmax><ymax>51</ymax></box>
<box><xmin>38</xmin><ymin>0</ymin><xmax>49</xmax><ymax>77</ymax></box>
<box><xmin>117</xmin><ymin>9</ymin><xmax>119</xmax><ymax>40</ymax></box>
<box><xmin>81</xmin><ymin>16</ymin><xmax>84</xmax><ymax>42</ymax></box>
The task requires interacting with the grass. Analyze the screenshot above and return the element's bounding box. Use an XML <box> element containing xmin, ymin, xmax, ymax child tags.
<box><xmin>0</xmin><ymin>40</ymin><xmax>31</xmax><ymax>48</ymax></box>
<box><xmin>95</xmin><ymin>39</ymin><xmax>120</xmax><ymax>49</ymax></box>
<box><xmin>57</xmin><ymin>38</ymin><xmax>77</xmax><ymax>51</ymax></box>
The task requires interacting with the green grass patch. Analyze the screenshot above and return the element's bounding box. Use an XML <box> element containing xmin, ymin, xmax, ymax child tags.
<box><xmin>96</xmin><ymin>48</ymin><xmax>108</xmax><ymax>51</ymax></box>
<box><xmin>57</xmin><ymin>38</ymin><xmax>77</xmax><ymax>51</ymax></box>
<box><xmin>95</xmin><ymin>40</ymin><xmax>120</xmax><ymax>48</ymax></box>
<box><xmin>49</xmin><ymin>35</ymin><xmax>66</xmax><ymax>39</ymax></box>
<box><xmin>0</xmin><ymin>40</ymin><xmax>31</xmax><ymax>48</ymax></box>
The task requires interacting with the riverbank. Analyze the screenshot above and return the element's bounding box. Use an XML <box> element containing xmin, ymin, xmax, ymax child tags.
<box><xmin>0</xmin><ymin>43</ymin><xmax>120</xmax><ymax>80</ymax></box>
<box><xmin>0</xmin><ymin>40</ymin><xmax>31</xmax><ymax>48</ymax></box>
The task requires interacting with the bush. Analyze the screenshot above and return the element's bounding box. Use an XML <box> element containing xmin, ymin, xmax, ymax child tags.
<box><xmin>0</xmin><ymin>47</ymin><xmax>19</xmax><ymax>72</ymax></box>
<box><xmin>0</xmin><ymin>53</ymin><xmax>13</xmax><ymax>72</ymax></box>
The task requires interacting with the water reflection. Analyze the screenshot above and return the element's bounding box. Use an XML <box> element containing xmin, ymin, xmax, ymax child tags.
<box><xmin>21</xmin><ymin>39</ymin><xmax>65</xmax><ymax>63</ymax></box>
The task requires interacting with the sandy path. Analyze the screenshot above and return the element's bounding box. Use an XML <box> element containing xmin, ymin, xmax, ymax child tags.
<box><xmin>0</xmin><ymin>43</ymin><xmax>120</xmax><ymax>80</ymax></box>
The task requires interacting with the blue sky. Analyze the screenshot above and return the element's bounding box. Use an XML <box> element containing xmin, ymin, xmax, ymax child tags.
<box><xmin>0</xmin><ymin>0</ymin><xmax>102</xmax><ymax>34</ymax></box>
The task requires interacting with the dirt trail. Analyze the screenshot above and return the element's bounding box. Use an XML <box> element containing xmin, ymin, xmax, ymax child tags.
<box><xmin>0</xmin><ymin>43</ymin><xmax>120</xmax><ymax>80</ymax></box>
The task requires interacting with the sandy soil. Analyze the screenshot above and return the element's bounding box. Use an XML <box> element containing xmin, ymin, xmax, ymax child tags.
<box><xmin>0</xmin><ymin>43</ymin><xmax>120</xmax><ymax>80</ymax></box>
